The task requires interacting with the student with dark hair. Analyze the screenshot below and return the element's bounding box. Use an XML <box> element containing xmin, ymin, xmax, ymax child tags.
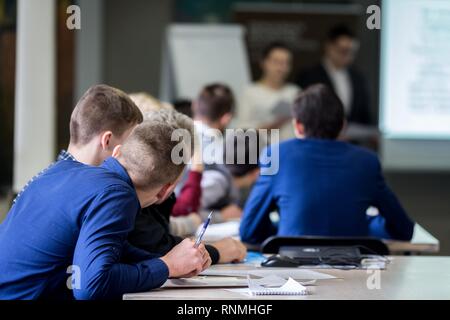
<box><xmin>296</xmin><ymin>24</ymin><xmax>371</xmax><ymax>125</ymax></box>
<box><xmin>192</xmin><ymin>83</ymin><xmax>235</xmax><ymax>165</ymax></box>
<box><xmin>200</xmin><ymin>130</ymin><xmax>262</xmax><ymax>221</ymax></box>
<box><xmin>173</xmin><ymin>98</ymin><xmax>193</xmax><ymax>118</ymax></box>
<box><xmin>186</xmin><ymin>83</ymin><xmax>235</xmax><ymax>221</ymax></box>
<box><xmin>12</xmin><ymin>84</ymin><xmax>144</xmax><ymax>205</ymax></box>
<box><xmin>195</xmin><ymin>84</ymin><xmax>235</xmax><ymax>124</ymax></box>
<box><xmin>240</xmin><ymin>84</ymin><xmax>414</xmax><ymax>245</ymax></box>
<box><xmin>238</xmin><ymin>41</ymin><xmax>300</xmax><ymax>140</ymax></box>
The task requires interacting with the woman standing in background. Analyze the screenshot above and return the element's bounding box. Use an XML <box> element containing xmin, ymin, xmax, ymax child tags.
<box><xmin>238</xmin><ymin>42</ymin><xmax>300</xmax><ymax>141</ymax></box>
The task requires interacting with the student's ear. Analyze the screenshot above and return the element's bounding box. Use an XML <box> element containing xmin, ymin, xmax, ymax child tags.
<box><xmin>220</xmin><ymin>112</ymin><xmax>233</xmax><ymax>128</ymax></box>
<box><xmin>112</xmin><ymin>145</ymin><xmax>122</xmax><ymax>158</ymax></box>
<box><xmin>100</xmin><ymin>131</ymin><xmax>113</xmax><ymax>150</ymax></box>
<box><xmin>293</xmin><ymin>119</ymin><xmax>305</xmax><ymax>138</ymax></box>
<box><xmin>155</xmin><ymin>182</ymin><xmax>174</xmax><ymax>203</ymax></box>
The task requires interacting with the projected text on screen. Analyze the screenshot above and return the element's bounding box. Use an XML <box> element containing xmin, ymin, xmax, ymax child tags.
<box><xmin>380</xmin><ymin>0</ymin><xmax>450</xmax><ymax>139</ymax></box>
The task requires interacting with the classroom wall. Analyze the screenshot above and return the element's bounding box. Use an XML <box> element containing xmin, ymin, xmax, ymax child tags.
<box><xmin>75</xmin><ymin>0</ymin><xmax>172</xmax><ymax>99</ymax></box>
<box><xmin>103</xmin><ymin>0</ymin><xmax>173</xmax><ymax>96</ymax></box>
<box><xmin>386</xmin><ymin>173</ymin><xmax>450</xmax><ymax>256</ymax></box>
<box><xmin>74</xmin><ymin>0</ymin><xmax>104</xmax><ymax>101</ymax></box>
<box><xmin>353</xmin><ymin>0</ymin><xmax>380</xmax><ymax>122</ymax></box>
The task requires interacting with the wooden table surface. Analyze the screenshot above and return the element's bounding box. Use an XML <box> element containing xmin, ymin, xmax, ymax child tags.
<box><xmin>123</xmin><ymin>256</ymin><xmax>450</xmax><ymax>300</ymax></box>
<box><xmin>386</xmin><ymin>224</ymin><xmax>439</xmax><ymax>254</ymax></box>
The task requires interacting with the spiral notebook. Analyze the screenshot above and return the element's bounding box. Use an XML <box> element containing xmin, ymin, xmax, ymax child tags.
<box><xmin>247</xmin><ymin>275</ymin><xmax>309</xmax><ymax>296</ymax></box>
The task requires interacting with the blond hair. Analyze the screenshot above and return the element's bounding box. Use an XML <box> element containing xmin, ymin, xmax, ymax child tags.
<box><xmin>129</xmin><ymin>92</ymin><xmax>173</xmax><ymax>115</ymax></box>
<box><xmin>119</xmin><ymin>109</ymin><xmax>194</xmax><ymax>189</ymax></box>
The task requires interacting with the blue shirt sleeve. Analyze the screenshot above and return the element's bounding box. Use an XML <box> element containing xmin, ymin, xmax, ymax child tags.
<box><xmin>72</xmin><ymin>187</ymin><xmax>169</xmax><ymax>300</ymax></box>
<box><xmin>121</xmin><ymin>241</ymin><xmax>161</xmax><ymax>264</ymax></box>
<box><xmin>372</xmin><ymin>159</ymin><xmax>415</xmax><ymax>241</ymax></box>
<box><xmin>240</xmin><ymin>146</ymin><xmax>277</xmax><ymax>244</ymax></box>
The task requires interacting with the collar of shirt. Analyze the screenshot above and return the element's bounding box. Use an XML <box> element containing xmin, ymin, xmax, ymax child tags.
<box><xmin>323</xmin><ymin>58</ymin><xmax>344</xmax><ymax>75</ymax></box>
<box><xmin>322</xmin><ymin>59</ymin><xmax>352</xmax><ymax>114</ymax></box>
<box><xmin>57</xmin><ymin>149</ymin><xmax>76</xmax><ymax>161</ymax></box>
<box><xmin>101</xmin><ymin>157</ymin><xmax>134</xmax><ymax>189</ymax></box>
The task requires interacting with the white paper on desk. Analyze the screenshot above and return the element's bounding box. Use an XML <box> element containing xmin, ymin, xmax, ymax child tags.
<box><xmin>162</xmin><ymin>277</ymin><xmax>247</xmax><ymax>288</ymax></box>
<box><xmin>248</xmin><ymin>275</ymin><xmax>288</xmax><ymax>287</ymax></box>
<box><xmin>200</xmin><ymin>268</ymin><xmax>335</xmax><ymax>280</ymax></box>
<box><xmin>247</xmin><ymin>275</ymin><xmax>316</xmax><ymax>287</ymax></box>
<box><xmin>197</xmin><ymin>221</ymin><xmax>240</xmax><ymax>242</ymax></box>
<box><xmin>248</xmin><ymin>276</ymin><xmax>308</xmax><ymax>296</ymax></box>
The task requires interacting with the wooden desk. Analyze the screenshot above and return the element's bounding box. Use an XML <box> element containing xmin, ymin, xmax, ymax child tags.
<box><xmin>386</xmin><ymin>224</ymin><xmax>439</xmax><ymax>254</ymax></box>
<box><xmin>123</xmin><ymin>256</ymin><xmax>450</xmax><ymax>300</ymax></box>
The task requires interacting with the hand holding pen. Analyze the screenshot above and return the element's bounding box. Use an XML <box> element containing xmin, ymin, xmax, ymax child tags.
<box><xmin>194</xmin><ymin>210</ymin><xmax>214</xmax><ymax>248</ymax></box>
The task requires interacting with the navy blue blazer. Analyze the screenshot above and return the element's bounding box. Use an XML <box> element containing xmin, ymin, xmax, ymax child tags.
<box><xmin>240</xmin><ymin>138</ymin><xmax>414</xmax><ymax>245</ymax></box>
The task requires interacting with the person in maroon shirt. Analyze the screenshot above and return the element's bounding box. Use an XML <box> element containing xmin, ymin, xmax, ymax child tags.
<box><xmin>172</xmin><ymin>156</ymin><xmax>203</xmax><ymax>217</ymax></box>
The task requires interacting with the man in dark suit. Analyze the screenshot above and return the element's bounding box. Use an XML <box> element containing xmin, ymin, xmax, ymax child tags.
<box><xmin>240</xmin><ymin>84</ymin><xmax>414</xmax><ymax>245</ymax></box>
<box><xmin>297</xmin><ymin>25</ymin><xmax>371</xmax><ymax>125</ymax></box>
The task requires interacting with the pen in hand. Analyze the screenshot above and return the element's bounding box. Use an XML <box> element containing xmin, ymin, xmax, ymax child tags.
<box><xmin>194</xmin><ymin>210</ymin><xmax>214</xmax><ymax>248</ymax></box>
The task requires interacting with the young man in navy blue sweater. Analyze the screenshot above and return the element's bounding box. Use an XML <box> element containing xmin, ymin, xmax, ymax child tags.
<box><xmin>0</xmin><ymin>86</ymin><xmax>210</xmax><ymax>299</ymax></box>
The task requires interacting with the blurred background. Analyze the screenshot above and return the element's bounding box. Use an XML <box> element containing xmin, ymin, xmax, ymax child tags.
<box><xmin>0</xmin><ymin>0</ymin><xmax>449</xmax><ymax>254</ymax></box>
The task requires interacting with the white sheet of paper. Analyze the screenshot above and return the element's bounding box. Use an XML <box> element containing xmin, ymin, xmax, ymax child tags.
<box><xmin>247</xmin><ymin>275</ymin><xmax>316</xmax><ymax>287</ymax></box>
<box><xmin>162</xmin><ymin>277</ymin><xmax>247</xmax><ymax>288</ymax></box>
<box><xmin>200</xmin><ymin>268</ymin><xmax>335</xmax><ymax>280</ymax></box>
<box><xmin>197</xmin><ymin>221</ymin><xmax>240</xmax><ymax>242</ymax></box>
<box><xmin>225</xmin><ymin>288</ymin><xmax>254</xmax><ymax>296</ymax></box>
<box><xmin>248</xmin><ymin>275</ymin><xmax>289</xmax><ymax>287</ymax></box>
